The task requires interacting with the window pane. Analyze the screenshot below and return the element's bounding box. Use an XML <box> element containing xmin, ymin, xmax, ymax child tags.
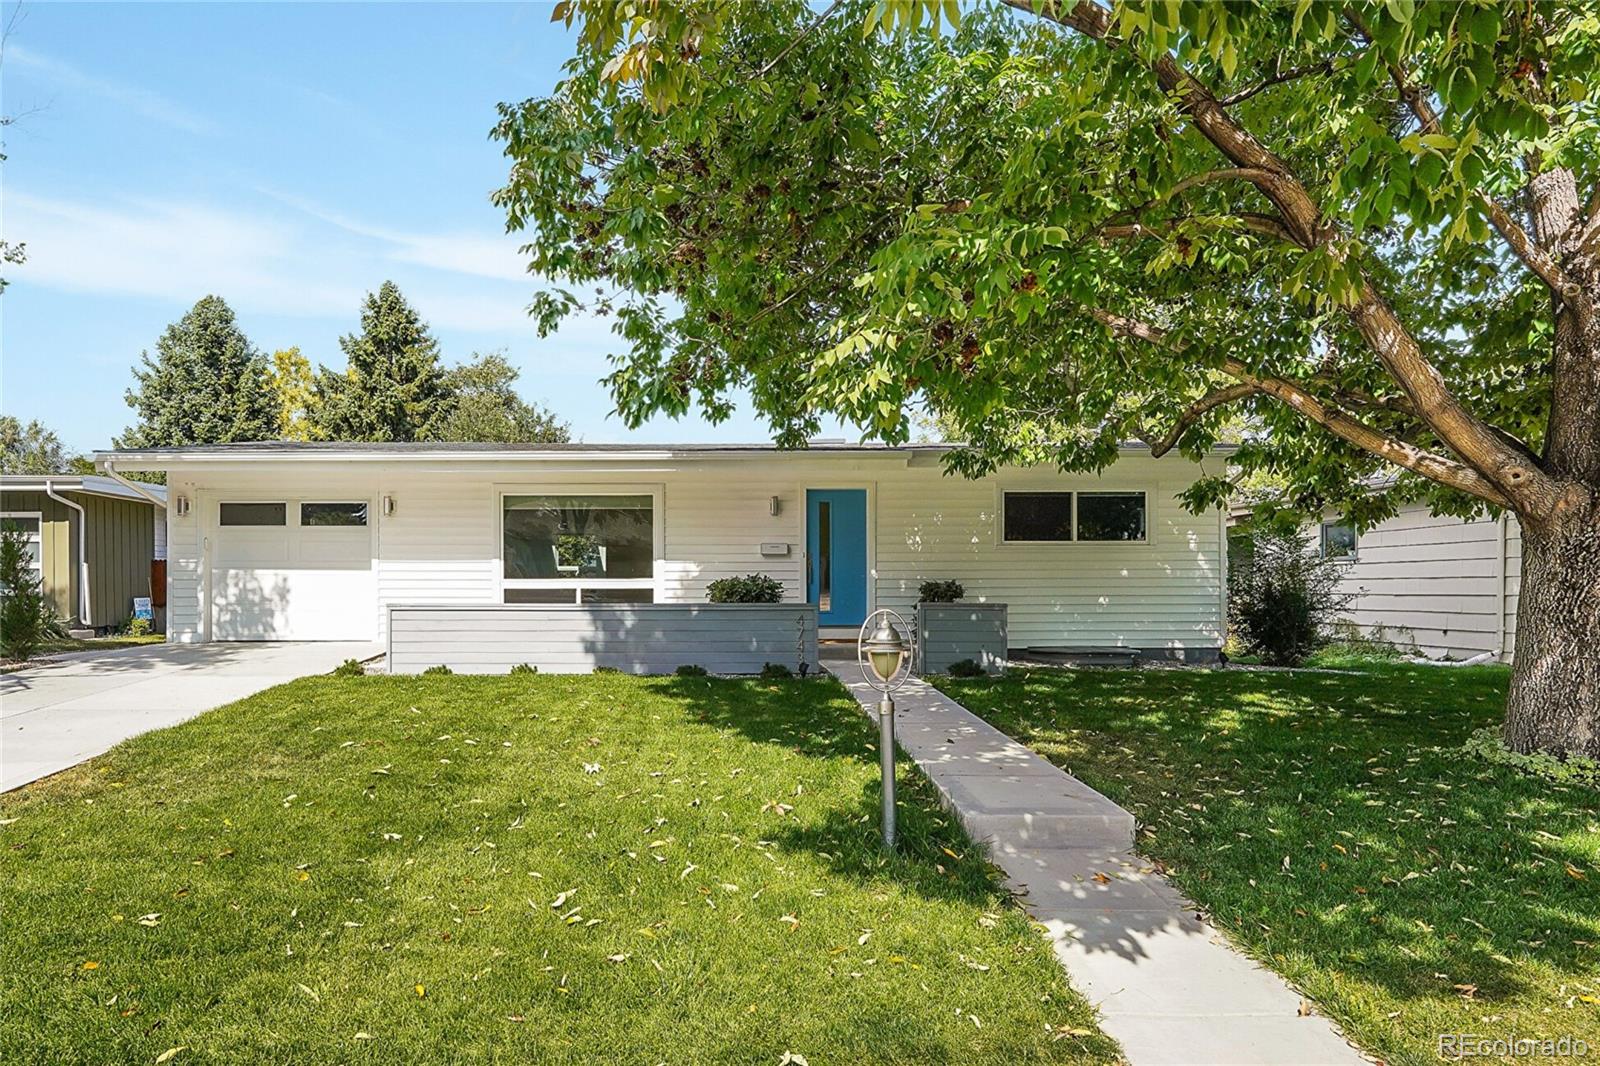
<box><xmin>302</xmin><ymin>502</ymin><xmax>368</xmax><ymax>527</ymax></box>
<box><xmin>580</xmin><ymin>588</ymin><xmax>655</xmax><ymax>605</ymax></box>
<box><xmin>504</xmin><ymin>495</ymin><xmax>653</xmax><ymax>580</ymax></box>
<box><xmin>505</xmin><ymin>588</ymin><xmax>578</xmax><ymax>604</ymax></box>
<box><xmin>1003</xmin><ymin>492</ymin><xmax>1074</xmax><ymax>542</ymax></box>
<box><xmin>220</xmin><ymin>502</ymin><xmax>286</xmax><ymax>526</ymax></box>
<box><xmin>1076</xmin><ymin>492</ymin><xmax>1146</xmax><ymax>542</ymax></box>
<box><xmin>1</xmin><ymin>517</ymin><xmax>40</xmax><ymax>536</ymax></box>
<box><xmin>1321</xmin><ymin>522</ymin><xmax>1357</xmax><ymax>559</ymax></box>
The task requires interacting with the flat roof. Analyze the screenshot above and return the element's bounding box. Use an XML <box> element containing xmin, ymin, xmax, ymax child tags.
<box><xmin>0</xmin><ymin>474</ymin><xmax>167</xmax><ymax>505</ymax></box>
<box><xmin>97</xmin><ymin>440</ymin><xmax>1235</xmax><ymax>465</ymax></box>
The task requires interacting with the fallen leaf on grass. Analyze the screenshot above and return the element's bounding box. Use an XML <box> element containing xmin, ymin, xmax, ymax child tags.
<box><xmin>82</xmin><ymin>961</ymin><xmax>100</xmax><ymax>971</ymax></box>
<box><xmin>778</xmin><ymin>1054</ymin><xmax>810</xmax><ymax>1066</ymax></box>
<box><xmin>136</xmin><ymin>913</ymin><xmax>162</xmax><ymax>927</ymax></box>
<box><xmin>154</xmin><ymin>1047</ymin><xmax>187</xmax><ymax>1064</ymax></box>
<box><xmin>296</xmin><ymin>983</ymin><xmax>320</xmax><ymax>1002</ymax></box>
<box><xmin>415</xmin><ymin>984</ymin><xmax>425</xmax><ymax>997</ymax></box>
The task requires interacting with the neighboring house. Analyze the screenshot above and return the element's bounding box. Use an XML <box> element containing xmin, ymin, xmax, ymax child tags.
<box><xmin>95</xmin><ymin>442</ymin><xmax>1231</xmax><ymax>670</ymax></box>
<box><xmin>0</xmin><ymin>474</ymin><xmax>168</xmax><ymax>633</ymax></box>
<box><xmin>1314</xmin><ymin>506</ymin><xmax>1520</xmax><ymax>662</ymax></box>
<box><xmin>1231</xmin><ymin>501</ymin><xmax>1520</xmax><ymax>663</ymax></box>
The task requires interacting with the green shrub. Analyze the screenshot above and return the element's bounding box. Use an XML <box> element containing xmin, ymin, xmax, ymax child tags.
<box><xmin>421</xmin><ymin>665</ymin><xmax>453</xmax><ymax>676</ymax></box>
<box><xmin>946</xmin><ymin>658</ymin><xmax>985</xmax><ymax>677</ymax></box>
<box><xmin>510</xmin><ymin>663</ymin><xmax>538</xmax><ymax>675</ymax></box>
<box><xmin>758</xmin><ymin>662</ymin><xmax>793</xmax><ymax>680</ymax></box>
<box><xmin>706</xmin><ymin>573</ymin><xmax>783</xmax><ymax>604</ymax></box>
<box><xmin>918</xmin><ymin>579</ymin><xmax>965</xmax><ymax>603</ymax></box>
<box><xmin>1227</xmin><ymin>526</ymin><xmax>1352</xmax><ymax>666</ymax></box>
<box><xmin>675</xmin><ymin>663</ymin><xmax>708</xmax><ymax>677</ymax></box>
<box><xmin>331</xmin><ymin>658</ymin><xmax>366</xmax><ymax>678</ymax></box>
<box><xmin>0</xmin><ymin>522</ymin><xmax>65</xmax><ymax>661</ymax></box>
<box><xmin>1457</xmin><ymin>726</ymin><xmax>1600</xmax><ymax>789</ymax></box>
<box><xmin>124</xmin><ymin>616</ymin><xmax>153</xmax><ymax>637</ymax></box>
<box><xmin>593</xmin><ymin>665</ymin><xmax>621</xmax><ymax>674</ymax></box>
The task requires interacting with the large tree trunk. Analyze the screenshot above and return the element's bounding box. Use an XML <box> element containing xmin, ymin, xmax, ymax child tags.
<box><xmin>1503</xmin><ymin>490</ymin><xmax>1600</xmax><ymax>759</ymax></box>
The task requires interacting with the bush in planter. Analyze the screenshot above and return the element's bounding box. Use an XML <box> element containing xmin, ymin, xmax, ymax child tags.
<box><xmin>1227</xmin><ymin>526</ymin><xmax>1352</xmax><ymax>666</ymax></box>
<box><xmin>918</xmin><ymin>579</ymin><xmax>965</xmax><ymax>603</ymax></box>
<box><xmin>706</xmin><ymin>573</ymin><xmax>784</xmax><ymax>604</ymax></box>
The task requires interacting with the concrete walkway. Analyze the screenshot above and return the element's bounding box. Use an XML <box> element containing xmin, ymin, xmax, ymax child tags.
<box><xmin>825</xmin><ymin>662</ymin><xmax>1366</xmax><ymax>1066</ymax></box>
<box><xmin>2</xmin><ymin>642</ymin><xmax>381</xmax><ymax>792</ymax></box>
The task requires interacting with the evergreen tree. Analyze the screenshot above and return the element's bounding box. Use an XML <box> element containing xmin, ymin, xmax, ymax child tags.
<box><xmin>312</xmin><ymin>282</ymin><xmax>452</xmax><ymax>442</ymax></box>
<box><xmin>117</xmin><ymin>295</ymin><xmax>277</xmax><ymax>448</ymax></box>
<box><xmin>0</xmin><ymin>417</ymin><xmax>75</xmax><ymax>474</ymax></box>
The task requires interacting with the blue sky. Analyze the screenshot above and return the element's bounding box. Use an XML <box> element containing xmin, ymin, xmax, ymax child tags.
<box><xmin>1</xmin><ymin>2</ymin><xmax>850</xmax><ymax>454</ymax></box>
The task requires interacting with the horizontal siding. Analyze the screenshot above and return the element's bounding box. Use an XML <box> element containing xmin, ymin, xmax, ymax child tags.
<box><xmin>388</xmin><ymin>604</ymin><xmax>817</xmax><ymax>675</ymax></box>
<box><xmin>1330</xmin><ymin>505</ymin><xmax>1519</xmax><ymax>661</ymax></box>
<box><xmin>161</xmin><ymin>452</ymin><xmax>1224</xmax><ymax>655</ymax></box>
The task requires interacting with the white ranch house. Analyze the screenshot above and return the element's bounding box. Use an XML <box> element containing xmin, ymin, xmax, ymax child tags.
<box><xmin>96</xmin><ymin>442</ymin><xmax>1231</xmax><ymax>672</ymax></box>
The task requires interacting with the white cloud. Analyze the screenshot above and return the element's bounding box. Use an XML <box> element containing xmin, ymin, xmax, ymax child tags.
<box><xmin>4</xmin><ymin>190</ymin><xmax>549</xmax><ymax>333</ymax></box>
<box><xmin>259</xmin><ymin>188</ymin><xmax>531</xmax><ymax>283</ymax></box>
<box><xmin>5</xmin><ymin>43</ymin><xmax>217</xmax><ymax>135</ymax></box>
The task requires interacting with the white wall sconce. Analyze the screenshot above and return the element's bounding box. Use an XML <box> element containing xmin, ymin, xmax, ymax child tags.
<box><xmin>174</xmin><ymin>495</ymin><xmax>190</xmax><ymax>517</ymax></box>
<box><xmin>382</xmin><ymin>495</ymin><xmax>396</xmax><ymax>518</ymax></box>
<box><xmin>769</xmin><ymin>495</ymin><xmax>782</xmax><ymax>517</ymax></box>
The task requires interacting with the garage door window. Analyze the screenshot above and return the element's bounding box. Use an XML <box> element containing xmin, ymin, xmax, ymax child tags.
<box><xmin>302</xmin><ymin>502</ymin><xmax>368</xmax><ymax>526</ymax></box>
<box><xmin>220</xmin><ymin>502</ymin><xmax>286</xmax><ymax>526</ymax></box>
<box><xmin>502</xmin><ymin>493</ymin><xmax>656</xmax><ymax>604</ymax></box>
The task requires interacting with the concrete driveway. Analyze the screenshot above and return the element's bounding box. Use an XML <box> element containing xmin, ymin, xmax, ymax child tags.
<box><xmin>1</xmin><ymin>642</ymin><xmax>382</xmax><ymax>792</ymax></box>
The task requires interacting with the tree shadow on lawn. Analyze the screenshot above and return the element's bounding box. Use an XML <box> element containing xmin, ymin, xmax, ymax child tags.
<box><xmin>644</xmin><ymin>674</ymin><xmax>1029</xmax><ymax>908</ymax></box>
<box><xmin>943</xmin><ymin>665</ymin><xmax>1600</xmax><ymax>1018</ymax></box>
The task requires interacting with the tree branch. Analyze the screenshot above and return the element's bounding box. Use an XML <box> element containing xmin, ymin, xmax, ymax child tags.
<box><xmin>1097</xmin><ymin>212</ymin><xmax>1298</xmax><ymax>245</ymax></box>
<box><xmin>1086</xmin><ymin>306</ymin><xmax>1513</xmax><ymax>507</ymax></box>
<box><xmin>1219</xmin><ymin>59</ymin><xmax>1335</xmax><ymax>107</ymax></box>
<box><xmin>1144</xmin><ymin>381</ymin><xmax>1258</xmax><ymax>457</ymax></box>
<box><xmin>1374</xmin><ymin>37</ymin><xmax>1587</xmax><ymax>308</ymax></box>
<box><xmin>1008</xmin><ymin>0</ymin><xmax>1556</xmax><ymax>512</ymax></box>
<box><xmin>757</xmin><ymin>1</ymin><xmax>842</xmax><ymax>77</ymax></box>
<box><xmin>1166</xmin><ymin>166</ymin><xmax>1280</xmax><ymax>201</ymax></box>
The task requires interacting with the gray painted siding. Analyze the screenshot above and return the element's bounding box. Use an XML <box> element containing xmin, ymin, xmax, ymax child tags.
<box><xmin>916</xmin><ymin>603</ymin><xmax>1007</xmax><ymax>674</ymax></box>
<box><xmin>387</xmin><ymin>603</ymin><xmax>819</xmax><ymax>675</ymax></box>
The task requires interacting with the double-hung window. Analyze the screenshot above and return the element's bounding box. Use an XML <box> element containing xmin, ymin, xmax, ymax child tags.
<box><xmin>502</xmin><ymin>493</ymin><xmax>657</xmax><ymax>604</ymax></box>
<box><xmin>1001</xmin><ymin>491</ymin><xmax>1148</xmax><ymax>543</ymax></box>
<box><xmin>0</xmin><ymin>513</ymin><xmax>43</xmax><ymax>589</ymax></box>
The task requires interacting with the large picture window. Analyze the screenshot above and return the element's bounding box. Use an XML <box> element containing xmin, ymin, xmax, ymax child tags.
<box><xmin>1001</xmin><ymin>491</ymin><xmax>1148</xmax><ymax>543</ymax></box>
<box><xmin>502</xmin><ymin>493</ymin><xmax>656</xmax><ymax>604</ymax></box>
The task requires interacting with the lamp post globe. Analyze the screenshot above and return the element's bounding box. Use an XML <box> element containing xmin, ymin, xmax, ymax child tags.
<box><xmin>857</xmin><ymin>609</ymin><xmax>913</xmax><ymax>850</ymax></box>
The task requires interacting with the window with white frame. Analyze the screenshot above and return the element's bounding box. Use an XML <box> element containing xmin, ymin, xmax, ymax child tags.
<box><xmin>502</xmin><ymin>494</ymin><xmax>656</xmax><ymax>604</ymax></box>
<box><xmin>1001</xmin><ymin>491</ymin><xmax>1148</xmax><ymax>543</ymax></box>
<box><xmin>1320</xmin><ymin>520</ymin><xmax>1357</xmax><ymax>560</ymax></box>
<box><xmin>0</xmin><ymin>513</ymin><xmax>43</xmax><ymax>587</ymax></box>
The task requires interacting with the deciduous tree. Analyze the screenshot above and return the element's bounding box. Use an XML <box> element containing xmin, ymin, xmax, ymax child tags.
<box><xmin>430</xmin><ymin>352</ymin><xmax>571</xmax><ymax>444</ymax></box>
<box><xmin>269</xmin><ymin>347</ymin><xmax>317</xmax><ymax>442</ymax></box>
<box><xmin>496</xmin><ymin>0</ymin><xmax>1600</xmax><ymax>757</ymax></box>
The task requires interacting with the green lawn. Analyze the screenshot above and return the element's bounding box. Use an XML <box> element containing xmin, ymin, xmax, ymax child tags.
<box><xmin>0</xmin><ymin>674</ymin><xmax>1117</xmax><ymax>1065</ymax></box>
<box><xmin>938</xmin><ymin>663</ymin><xmax>1600</xmax><ymax>1066</ymax></box>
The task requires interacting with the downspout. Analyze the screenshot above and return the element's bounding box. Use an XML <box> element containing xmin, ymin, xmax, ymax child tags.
<box><xmin>1494</xmin><ymin>512</ymin><xmax>1508</xmax><ymax>662</ymax></box>
<box><xmin>43</xmin><ymin>480</ymin><xmax>91</xmax><ymax>628</ymax></box>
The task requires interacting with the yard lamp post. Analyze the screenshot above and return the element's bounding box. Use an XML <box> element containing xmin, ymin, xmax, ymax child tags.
<box><xmin>858</xmin><ymin>609</ymin><xmax>912</xmax><ymax>849</ymax></box>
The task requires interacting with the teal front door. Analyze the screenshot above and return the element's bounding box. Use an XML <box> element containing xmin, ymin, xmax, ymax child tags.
<box><xmin>806</xmin><ymin>489</ymin><xmax>868</xmax><ymax>628</ymax></box>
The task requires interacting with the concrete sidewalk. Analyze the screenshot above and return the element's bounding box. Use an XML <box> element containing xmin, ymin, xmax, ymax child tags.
<box><xmin>825</xmin><ymin>661</ymin><xmax>1366</xmax><ymax>1066</ymax></box>
<box><xmin>2</xmin><ymin>642</ymin><xmax>381</xmax><ymax>791</ymax></box>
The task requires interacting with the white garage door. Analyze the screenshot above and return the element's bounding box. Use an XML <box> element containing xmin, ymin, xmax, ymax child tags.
<box><xmin>210</xmin><ymin>500</ymin><xmax>376</xmax><ymax>641</ymax></box>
